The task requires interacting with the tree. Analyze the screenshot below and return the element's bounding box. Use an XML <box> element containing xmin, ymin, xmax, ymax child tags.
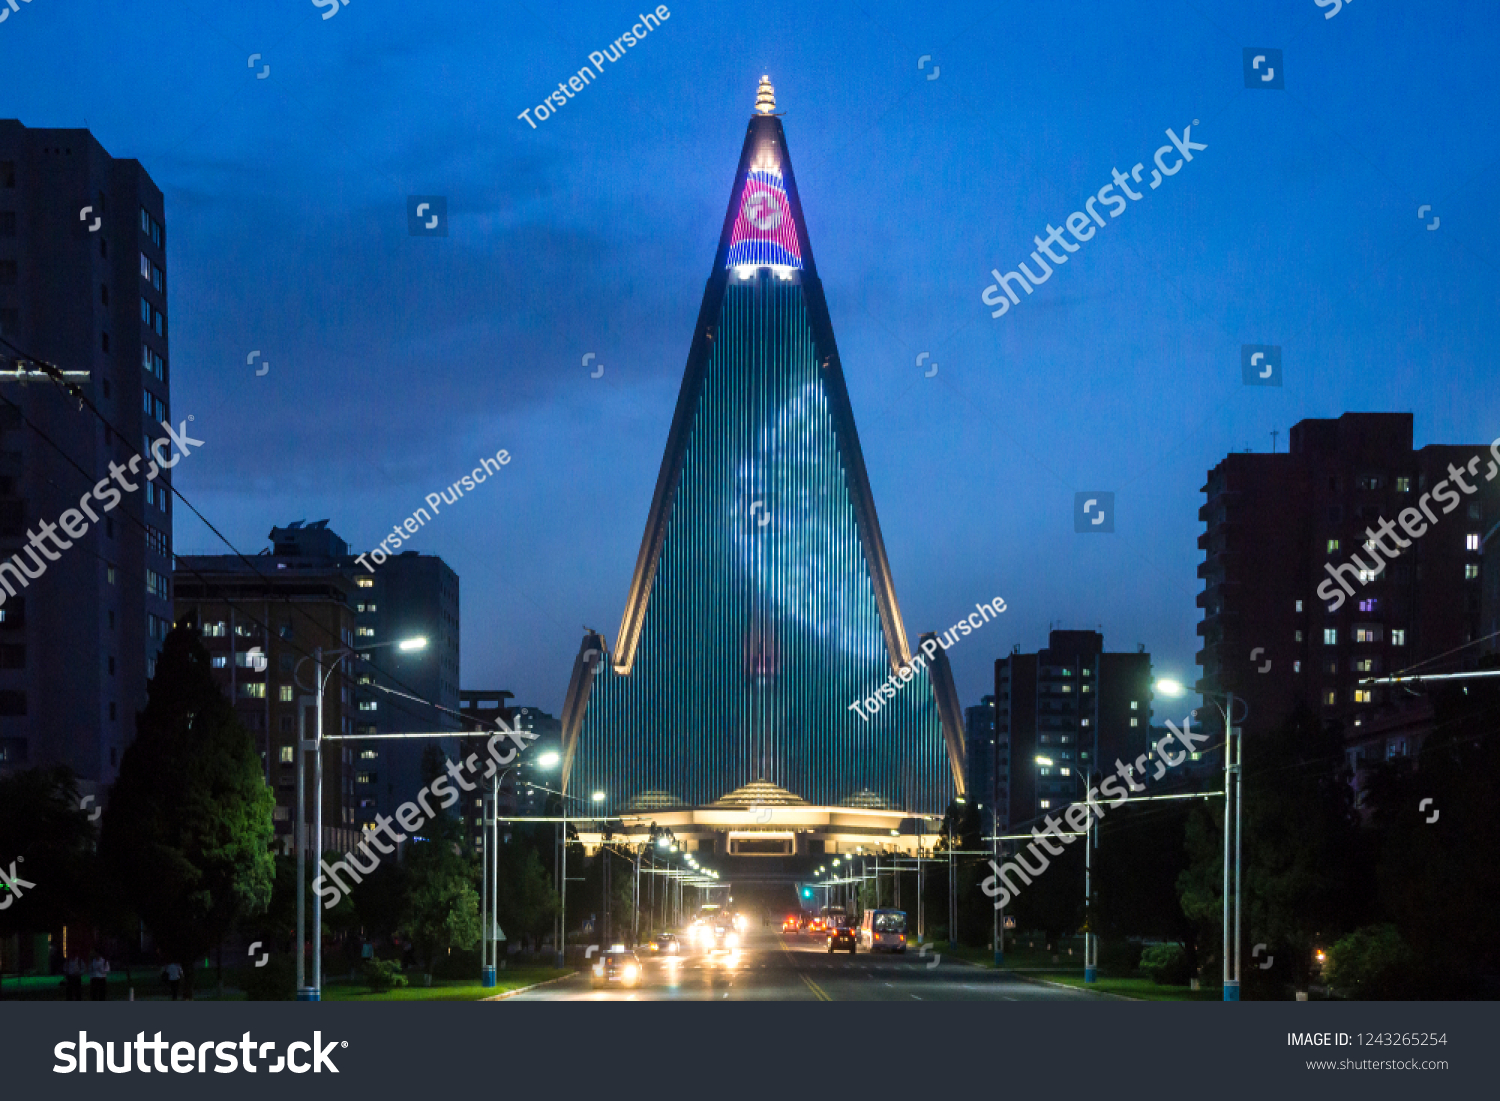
<box><xmin>494</xmin><ymin>839</ymin><xmax>557</xmax><ymax>952</ymax></box>
<box><xmin>1361</xmin><ymin>666</ymin><xmax>1500</xmax><ymax>996</ymax></box>
<box><xmin>400</xmin><ymin>808</ymin><xmax>480</xmax><ymax>976</ymax></box>
<box><xmin>98</xmin><ymin>625</ymin><xmax>276</xmax><ymax>995</ymax></box>
<box><xmin>1178</xmin><ymin>705</ymin><xmax>1374</xmax><ymax>995</ymax></box>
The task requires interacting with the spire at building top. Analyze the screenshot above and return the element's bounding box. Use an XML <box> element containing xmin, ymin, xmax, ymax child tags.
<box><xmin>755</xmin><ymin>75</ymin><xmax>776</xmax><ymax>114</ymax></box>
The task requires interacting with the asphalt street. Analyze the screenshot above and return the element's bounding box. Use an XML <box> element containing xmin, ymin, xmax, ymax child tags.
<box><xmin>503</xmin><ymin>929</ymin><xmax>1100</xmax><ymax>1001</ymax></box>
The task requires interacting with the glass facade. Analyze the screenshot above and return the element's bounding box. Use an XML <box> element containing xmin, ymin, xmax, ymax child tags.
<box><xmin>567</xmin><ymin>117</ymin><xmax>954</xmax><ymax>817</ymax></box>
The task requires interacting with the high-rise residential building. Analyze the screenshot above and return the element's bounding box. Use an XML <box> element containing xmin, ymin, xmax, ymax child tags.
<box><xmin>994</xmin><ymin>631</ymin><xmax>1155</xmax><ymax>826</ymax></box>
<box><xmin>176</xmin><ymin>520</ymin><xmax>459</xmax><ymax>850</ymax></box>
<box><xmin>174</xmin><ymin>541</ymin><xmax>361</xmax><ymax>854</ymax></box>
<box><xmin>560</xmin><ymin>79</ymin><xmax>964</xmax><ymax>865</ymax></box>
<box><xmin>1198</xmin><ymin>413</ymin><xmax>1498</xmax><ymax>747</ymax></box>
<box><xmin>964</xmin><ymin>695</ymin><xmax>1007</xmax><ymax>830</ymax></box>
<box><xmin>262</xmin><ymin>521</ymin><xmax>460</xmax><ymax>832</ymax></box>
<box><xmin>0</xmin><ymin>122</ymin><xmax>172</xmax><ymax>796</ymax></box>
<box><xmin>354</xmin><ymin>544</ymin><xmax>461</xmax><ymax>821</ymax></box>
<box><xmin>457</xmin><ymin>690</ymin><xmax>516</xmax><ymax>850</ymax></box>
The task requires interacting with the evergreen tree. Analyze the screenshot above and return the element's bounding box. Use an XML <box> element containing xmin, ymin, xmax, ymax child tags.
<box><xmin>99</xmin><ymin>625</ymin><xmax>275</xmax><ymax>995</ymax></box>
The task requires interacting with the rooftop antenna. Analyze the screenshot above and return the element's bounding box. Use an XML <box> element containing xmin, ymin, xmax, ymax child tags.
<box><xmin>1270</xmin><ymin>428</ymin><xmax>1280</xmax><ymax>453</ymax></box>
<box><xmin>755</xmin><ymin>75</ymin><xmax>776</xmax><ymax>114</ymax></box>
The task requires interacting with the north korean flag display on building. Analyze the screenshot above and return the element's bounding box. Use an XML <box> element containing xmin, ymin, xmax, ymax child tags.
<box><xmin>725</xmin><ymin>168</ymin><xmax>803</xmax><ymax>269</ymax></box>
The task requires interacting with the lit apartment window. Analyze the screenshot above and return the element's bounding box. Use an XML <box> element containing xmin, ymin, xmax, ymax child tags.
<box><xmin>1323</xmin><ymin>628</ymin><xmax>1337</xmax><ymax>645</ymax></box>
<box><xmin>1323</xmin><ymin>690</ymin><xmax>1336</xmax><ymax>706</ymax></box>
<box><xmin>1465</xmin><ymin>563</ymin><xmax>1479</xmax><ymax>580</ymax></box>
<box><xmin>1391</xmin><ymin>629</ymin><xmax>1406</xmax><ymax>646</ymax></box>
<box><xmin>211</xmin><ymin>656</ymin><xmax>227</xmax><ymax>669</ymax></box>
<box><xmin>1039</xmin><ymin>800</ymin><xmax>1051</xmax><ymax>810</ymax></box>
<box><xmin>357</xmin><ymin>772</ymin><xmax>376</xmax><ymax>784</ymax></box>
<box><xmin>360</xmin><ymin>749</ymin><xmax>378</xmax><ymax>760</ymax></box>
<box><xmin>356</xmin><ymin>577</ymin><xmax>374</xmax><ymax>589</ymax></box>
<box><xmin>1466</xmin><ymin>533</ymin><xmax>1481</xmax><ymax>551</ymax></box>
<box><xmin>279</xmin><ymin>746</ymin><xmax>294</xmax><ymax>763</ymax></box>
<box><xmin>1354</xmin><ymin>626</ymin><xmax>1382</xmax><ymax>643</ymax></box>
<box><xmin>1295</xmin><ymin>599</ymin><xmax>1303</xmax><ymax>612</ymax></box>
<box><xmin>1356</xmin><ymin>569</ymin><xmax>1378</xmax><ymax>584</ymax></box>
<box><xmin>1060</xmin><ymin>767</ymin><xmax>1071</xmax><ymax>776</ymax></box>
<box><xmin>1060</xmin><ymin>685</ymin><xmax>1071</xmax><ymax>693</ymax></box>
<box><xmin>1293</xmin><ymin>661</ymin><xmax>1301</xmax><ymax>672</ymax></box>
<box><xmin>202</xmin><ymin>621</ymin><xmax>226</xmax><ymax>637</ymax></box>
<box><xmin>239</xmin><ymin>683</ymin><xmax>266</xmax><ymax>699</ymax></box>
<box><xmin>1296</xmin><ymin>630</ymin><xmax>1304</xmax><ymax>642</ymax></box>
<box><xmin>1352</xmin><ymin>689</ymin><xmax>1372</xmax><ymax>703</ymax></box>
<box><xmin>106</xmin><ymin>565</ymin><xmax>116</xmax><ymax>585</ymax></box>
<box><xmin>1327</xmin><ymin>539</ymin><xmax>1340</xmax><ymax>553</ymax></box>
<box><xmin>1354</xmin><ymin>658</ymin><xmax>1374</xmax><ymax>673</ymax></box>
<box><xmin>272</xmin><ymin>807</ymin><xmax>290</xmax><ymax>822</ymax></box>
<box><xmin>1386</xmin><ymin>739</ymin><xmax>1407</xmax><ymax>760</ymax></box>
<box><xmin>356</xmin><ymin>627</ymin><xmax>375</xmax><ymax>638</ymax></box>
<box><xmin>359</xmin><ymin>700</ymin><xmax>377</xmax><ymax>711</ymax></box>
<box><xmin>1080</xmin><ymin>718</ymin><xmax>1090</xmax><ymax>727</ymax></box>
<box><xmin>1130</xmin><ymin>700</ymin><xmax>1138</xmax><ymax>710</ymax></box>
<box><xmin>279</xmin><ymin>686</ymin><xmax>294</xmax><ymax>702</ymax></box>
<box><xmin>1395</xmin><ymin>477</ymin><xmax>1411</xmax><ymax>493</ymax></box>
<box><xmin>1130</xmin><ymin>718</ymin><xmax>1139</xmax><ymax>727</ymax></box>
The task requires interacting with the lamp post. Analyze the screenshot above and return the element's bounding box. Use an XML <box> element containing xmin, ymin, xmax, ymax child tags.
<box><xmin>525</xmin><ymin>779</ymin><xmax>597</xmax><ymax>966</ymax></box>
<box><xmin>294</xmin><ymin>636</ymin><xmax>428</xmax><ymax>1002</ymax></box>
<box><xmin>478</xmin><ymin>749</ymin><xmax>558</xmax><ymax>987</ymax></box>
<box><xmin>1158</xmin><ymin>677</ymin><xmax>1244</xmax><ymax>1001</ymax></box>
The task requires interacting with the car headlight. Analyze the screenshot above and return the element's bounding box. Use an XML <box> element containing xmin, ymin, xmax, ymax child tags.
<box><xmin>623</xmin><ymin>964</ymin><xmax>639</xmax><ymax>982</ymax></box>
<box><xmin>726</xmin><ymin>932</ymin><xmax>740</xmax><ymax>948</ymax></box>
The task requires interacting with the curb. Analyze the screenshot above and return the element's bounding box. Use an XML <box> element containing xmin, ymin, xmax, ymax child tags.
<box><xmin>1003</xmin><ymin>971</ymin><xmax>1139</xmax><ymax>1000</ymax></box>
<box><xmin>483</xmin><ymin>970</ymin><xmax>578</xmax><ymax>1001</ymax></box>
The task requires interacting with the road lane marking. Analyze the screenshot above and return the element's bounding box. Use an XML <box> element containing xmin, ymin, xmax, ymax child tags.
<box><xmin>801</xmin><ymin>974</ymin><xmax>832</xmax><ymax>1001</ymax></box>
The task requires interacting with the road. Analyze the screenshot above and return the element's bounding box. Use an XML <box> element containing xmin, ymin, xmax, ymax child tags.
<box><xmin>504</xmin><ymin>929</ymin><xmax>1100</xmax><ymax>1001</ymax></box>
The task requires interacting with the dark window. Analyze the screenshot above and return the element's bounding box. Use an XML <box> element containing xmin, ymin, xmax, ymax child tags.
<box><xmin>0</xmin><ymin>644</ymin><xmax>23</xmax><ymax>669</ymax></box>
<box><xmin>0</xmin><ymin>690</ymin><xmax>27</xmax><ymax>716</ymax></box>
<box><xmin>0</xmin><ymin>598</ymin><xmax>23</xmax><ymax>628</ymax></box>
<box><xmin>100</xmin><ymin>237</ymin><xmax>108</xmax><ymax>258</ymax></box>
<box><xmin>0</xmin><ymin>307</ymin><xmax>16</xmax><ymax>334</ymax></box>
<box><xmin>101</xmin><ymin>332</ymin><xmax>109</xmax><ymax>353</ymax></box>
<box><xmin>0</xmin><ymin>499</ymin><xmax>25</xmax><ymax>537</ymax></box>
<box><xmin>107</xmin><ymin>656</ymin><xmax>115</xmax><ymax>675</ymax></box>
<box><xmin>1327</xmin><ymin>506</ymin><xmax>1342</xmax><ymax>523</ymax></box>
<box><xmin>108</xmin><ymin>702</ymin><xmax>117</xmax><ymax>720</ymax></box>
<box><xmin>0</xmin><ymin>211</ymin><xmax>14</xmax><ymax>236</ymax></box>
<box><xmin>0</xmin><ymin>260</ymin><xmax>16</xmax><ymax>285</ymax></box>
<box><xmin>0</xmin><ymin>162</ymin><xmax>14</xmax><ymax>187</ymax></box>
<box><xmin>100</xmin><ymin>284</ymin><xmax>109</xmax><ymax>305</ymax></box>
<box><xmin>0</xmin><ymin>737</ymin><xmax>28</xmax><ymax>764</ymax></box>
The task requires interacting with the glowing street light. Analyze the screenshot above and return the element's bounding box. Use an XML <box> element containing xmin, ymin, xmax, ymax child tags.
<box><xmin>538</xmin><ymin>751</ymin><xmax>560</xmax><ymax>769</ymax></box>
<box><xmin>1155</xmin><ymin>677</ymin><xmax>1186</xmax><ymax>698</ymax></box>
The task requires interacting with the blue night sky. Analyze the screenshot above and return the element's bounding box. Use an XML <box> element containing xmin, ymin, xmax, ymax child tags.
<box><xmin>4</xmin><ymin>0</ymin><xmax>1496</xmax><ymax>718</ymax></box>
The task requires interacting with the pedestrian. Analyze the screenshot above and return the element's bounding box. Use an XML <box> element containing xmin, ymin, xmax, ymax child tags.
<box><xmin>164</xmin><ymin>960</ymin><xmax>183</xmax><ymax>1000</ymax></box>
<box><xmin>89</xmin><ymin>952</ymin><xmax>110</xmax><ymax>1001</ymax></box>
<box><xmin>64</xmin><ymin>955</ymin><xmax>84</xmax><ymax>1001</ymax></box>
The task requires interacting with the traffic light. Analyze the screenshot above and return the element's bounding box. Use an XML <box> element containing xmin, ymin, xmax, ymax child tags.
<box><xmin>801</xmin><ymin>888</ymin><xmax>812</xmax><ymax>899</ymax></box>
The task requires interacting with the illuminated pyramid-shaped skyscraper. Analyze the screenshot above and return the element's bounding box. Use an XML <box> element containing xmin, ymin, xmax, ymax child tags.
<box><xmin>561</xmin><ymin>79</ymin><xmax>964</xmax><ymax>851</ymax></box>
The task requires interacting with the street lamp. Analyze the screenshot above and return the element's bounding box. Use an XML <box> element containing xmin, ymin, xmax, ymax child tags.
<box><xmin>294</xmin><ymin>635</ymin><xmax>427</xmax><ymax>1001</ymax></box>
<box><xmin>479</xmin><ymin>745</ymin><xmax>557</xmax><ymax>987</ymax></box>
<box><xmin>1158</xmin><ymin>676</ymin><xmax>1245</xmax><ymax>1001</ymax></box>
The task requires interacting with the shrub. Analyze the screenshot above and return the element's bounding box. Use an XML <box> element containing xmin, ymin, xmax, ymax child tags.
<box><xmin>362</xmin><ymin>958</ymin><xmax>409</xmax><ymax>993</ymax></box>
<box><xmin>1139</xmin><ymin>942</ymin><xmax>1191</xmax><ymax>985</ymax></box>
<box><xmin>1325</xmin><ymin>924</ymin><xmax>1416</xmax><ymax>1000</ymax></box>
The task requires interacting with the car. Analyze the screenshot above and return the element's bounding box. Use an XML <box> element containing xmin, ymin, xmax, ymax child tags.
<box><xmin>781</xmin><ymin>915</ymin><xmax>800</xmax><ymax>933</ymax></box>
<box><xmin>827</xmin><ymin>926</ymin><xmax>856</xmax><ymax>954</ymax></box>
<box><xmin>808</xmin><ymin>917</ymin><xmax>826</xmax><ymax>935</ymax></box>
<box><xmin>647</xmin><ymin>933</ymin><xmax>681</xmax><ymax>956</ymax></box>
<box><xmin>591</xmin><ymin>947</ymin><xmax>642</xmax><ymax>989</ymax></box>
